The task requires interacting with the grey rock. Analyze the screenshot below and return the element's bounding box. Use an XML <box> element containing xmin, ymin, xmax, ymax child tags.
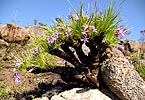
<box><xmin>101</xmin><ymin>48</ymin><xmax>145</xmax><ymax>100</ymax></box>
<box><xmin>51</xmin><ymin>88</ymin><xmax>112</xmax><ymax>100</ymax></box>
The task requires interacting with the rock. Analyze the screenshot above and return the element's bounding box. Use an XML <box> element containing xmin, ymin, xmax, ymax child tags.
<box><xmin>51</xmin><ymin>88</ymin><xmax>112</xmax><ymax>100</ymax></box>
<box><xmin>26</xmin><ymin>26</ymin><xmax>46</xmax><ymax>35</ymax></box>
<box><xmin>128</xmin><ymin>40</ymin><xmax>145</xmax><ymax>53</ymax></box>
<box><xmin>101</xmin><ymin>47</ymin><xmax>145</xmax><ymax>100</ymax></box>
<box><xmin>0</xmin><ymin>23</ymin><xmax>30</xmax><ymax>42</ymax></box>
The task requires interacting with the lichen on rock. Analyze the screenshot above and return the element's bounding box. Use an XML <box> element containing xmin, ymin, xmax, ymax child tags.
<box><xmin>101</xmin><ymin>47</ymin><xmax>145</xmax><ymax>100</ymax></box>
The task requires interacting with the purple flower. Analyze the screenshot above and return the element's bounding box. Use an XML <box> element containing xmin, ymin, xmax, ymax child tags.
<box><xmin>13</xmin><ymin>68</ymin><xmax>21</xmax><ymax>83</ymax></box>
<box><xmin>55</xmin><ymin>31</ymin><xmax>62</xmax><ymax>36</ymax></box>
<box><xmin>14</xmin><ymin>60</ymin><xmax>22</xmax><ymax>67</ymax></box>
<box><xmin>48</xmin><ymin>35</ymin><xmax>55</xmax><ymax>43</ymax></box>
<box><xmin>32</xmin><ymin>48</ymin><xmax>39</xmax><ymax>54</ymax></box>
<box><xmin>81</xmin><ymin>35</ymin><xmax>89</xmax><ymax>43</ymax></box>
<box><xmin>51</xmin><ymin>34</ymin><xmax>58</xmax><ymax>40</ymax></box>
<box><xmin>14</xmin><ymin>71</ymin><xmax>18</xmax><ymax>76</ymax></box>
<box><xmin>90</xmin><ymin>25</ymin><xmax>97</xmax><ymax>32</ymax></box>
<box><xmin>48</xmin><ymin>37</ymin><xmax>54</xmax><ymax>43</ymax></box>
<box><xmin>115</xmin><ymin>28</ymin><xmax>125</xmax><ymax>39</ymax></box>
<box><xmin>14</xmin><ymin>76</ymin><xmax>21</xmax><ymax>83</ymax></box>
<box><xmin>82</xmin><ymin>25</ymin><xmax>88</xmax><ymax>35</ymax></box>
<box><xmin>48</xmin><ymin>32</ymin><xmax>61</xmax><ymax>43</ymax></box>
<box><xmin>82</xmin><ymin>28</ymin><xmax>87</xmax><ymax>35</ymax></box>
<box><xmin>45</xmin><ymin>59</ymin><xmax>49</xmax><ymax>63</ymax></box>
<box><xmin>65</xmin><ymin>28</ymin><xmax>71</xmax><ymax>36</ymax></box>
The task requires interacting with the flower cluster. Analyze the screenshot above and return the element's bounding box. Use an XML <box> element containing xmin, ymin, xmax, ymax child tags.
<box><xmin>13</xmin><ymin>68</ymin><xmax>21</xmax><ymax>83</ymax></box>
<box><xmin>81</xmin><ymin>25</ymin><xmax>88</xmax><ymax>35</ymax></box>
<box><xmin>115</xmin><ymin>27</ymin><xmax>125</xmax><ymax>39</ymax></box>
<box><xmin>65</xmin><ymin>28</ymin><xmax>71</xmax><ymax>36</ymax></box>
<box><xmin>48</xmin><ymin>26</ymin><xmax>71</xmax><ymax>44</ymax></box>
<box><xmin>90</xmin><ymin>25</ymin><xmax>97</xmax><ymax>32</ymax></box>
<box><xmin>31</xmin><ymin>46</ymin><xmax>51</xmax><ymax>71</ymax></box>
<box><xmin>81</xmin><ymin>25</ymin><xmax>97</xmax><ymax>43</ymax></box>
<box><xmin>48</xmin><ymin>32</ymin><xmax>62</xmax><ymax>43</ymax></box>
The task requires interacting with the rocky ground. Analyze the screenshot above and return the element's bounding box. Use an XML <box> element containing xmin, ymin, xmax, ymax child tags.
<box><xmin>0</xmin><ymin>43</ymin><xmax>144</xmax><ymax>100</ymax></box>
<box><xmin>0</xmin><ymin>24</ymin><xmax>145</xmax><ymax>100</ymax></box>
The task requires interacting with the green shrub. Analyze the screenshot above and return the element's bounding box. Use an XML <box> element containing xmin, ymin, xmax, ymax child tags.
<box><xmin>12</xmin><ymin>33</ymin><xmax>55</xmax><ymax>71</ymax></box>
<box><xmin>12</xmin><ymin>0</ymin><xmax>128</xmax><ymax>77</ymax></box>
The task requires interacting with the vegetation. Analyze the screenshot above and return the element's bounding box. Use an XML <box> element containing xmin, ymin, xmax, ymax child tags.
<box><xmin>0</xmin><ymin>0</ymin><xmax>144</xmax><ymax>99</ymax></box>
<box><xmin>12</xmin><ymin>33</ymin><xmax>56</xmax><ymax>71</ymax></box>
<box><xmin>136</xmin><ymin>65</ymin><xmax>145</xmax><ymax>78</ymax></box>
<box><xmin>12</xmin><ymin>0</ymin><xmax>129</xmax><ymax>87</ymax></box>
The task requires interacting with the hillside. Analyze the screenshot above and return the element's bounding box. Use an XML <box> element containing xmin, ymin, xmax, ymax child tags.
<box><xmin>0</xmin><ymin>23</ymin><xmax>145</xmax><ymax>100</ymax></box>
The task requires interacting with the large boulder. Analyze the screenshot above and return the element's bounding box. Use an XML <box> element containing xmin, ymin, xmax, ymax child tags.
<box><xmin>101</xmin><ymin>47</ymin><xmax>145</xmax><ymax>100</ymax></box>
<box><xmin>0</xmin><ymin>23</ymin><xmax>30</xmax><ymax>42</ymax></box>
<box><xmin>128</xmin><ymin>40</ymin><xmax>145</xmax><ymax>53</ymax></box>
<box><xmin>51</xmin><ymin>88</ymin><xmax>112</xmax><ymax>100</ymax></box>
<box><xmin>26</xmin><ymin>26</ymin><xmax>48</xmax><ymax>39</ymax></box>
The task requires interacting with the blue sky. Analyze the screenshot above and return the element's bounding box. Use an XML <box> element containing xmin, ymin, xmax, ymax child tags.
<box><xmin>0</xmin><ymin>0</ymin><xmax>145</xmax><ymax>41</ymax></box>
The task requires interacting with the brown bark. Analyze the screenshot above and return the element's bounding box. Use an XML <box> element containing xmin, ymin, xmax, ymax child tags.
<box><xmin>49</xmin><ymin>48</ymin><xmax>80</xmax><ymax>68</ymax></box>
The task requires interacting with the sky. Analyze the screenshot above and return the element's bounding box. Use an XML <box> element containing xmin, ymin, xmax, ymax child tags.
<box><xmin>0</xmin><ymin>0</ymin><xmax>145</xmax><ymax>41</ymax></box>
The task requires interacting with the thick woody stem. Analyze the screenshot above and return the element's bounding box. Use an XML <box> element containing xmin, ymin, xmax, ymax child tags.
<box><xmin>61</xmin><ymin>44</ymin><xmax>80</xmax><ymax>64</ymax></box>
<box><xmin>64</xmin><ymin>38</ymin><xmax>89</xmax><ymax>65</ymax></box>
<box><xmin>73</xmin><ymin>42</ymin><xmax>89</xmax><ymax>64</ymax></box>
<box><xmin>49</xmin><ymin>48</ymin><xmax>80</xmax><ymax>68</ymax></box>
